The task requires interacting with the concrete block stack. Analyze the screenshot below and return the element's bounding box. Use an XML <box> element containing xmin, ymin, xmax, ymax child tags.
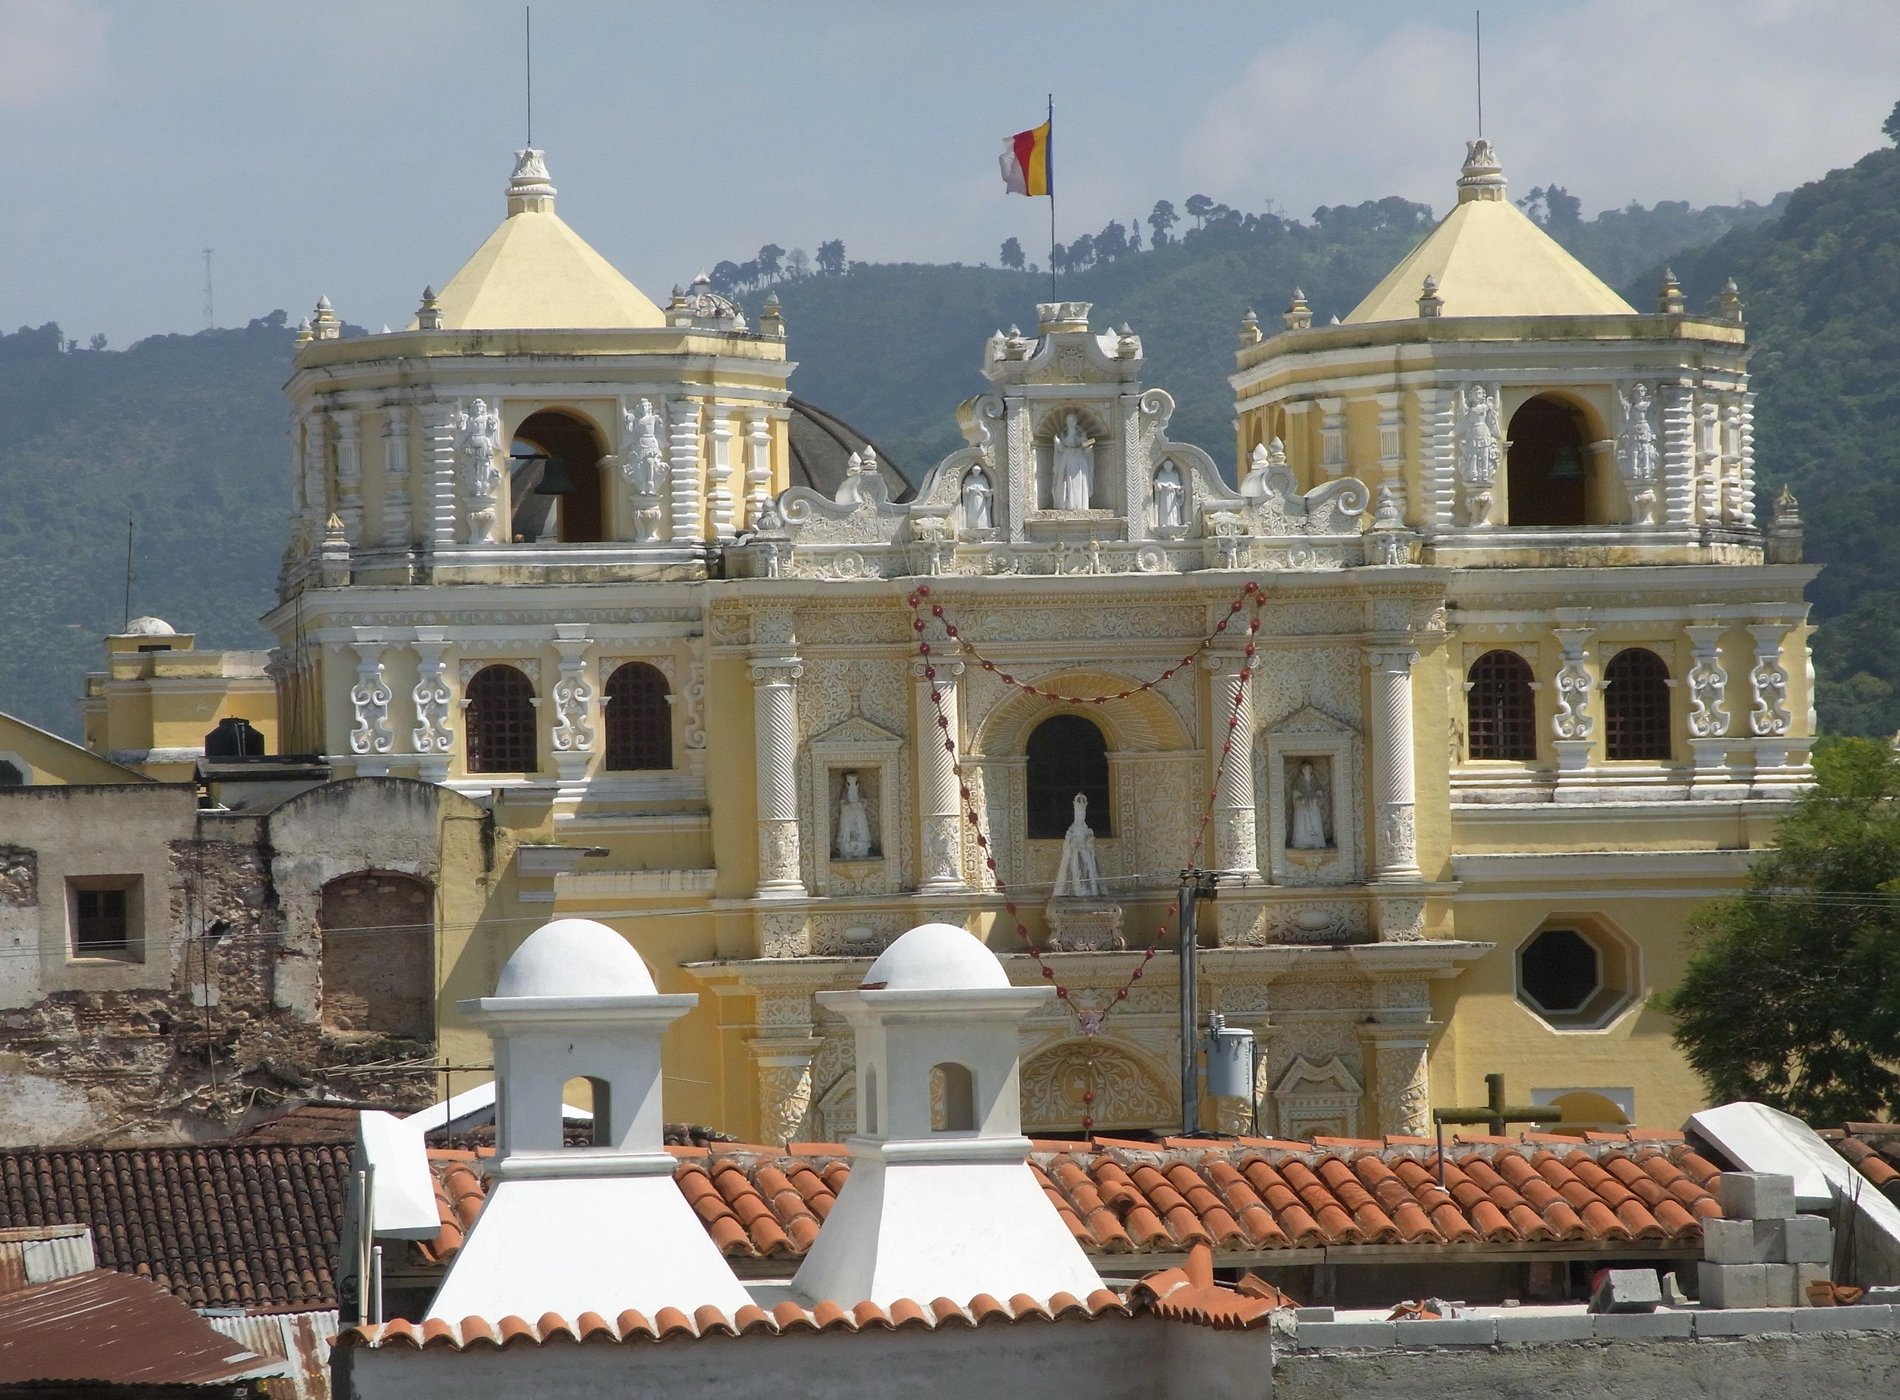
<box><xmin>1700</xmin><ymin>1171</ymin><xmax>1835</xmax><ymax>1308</ymax></box>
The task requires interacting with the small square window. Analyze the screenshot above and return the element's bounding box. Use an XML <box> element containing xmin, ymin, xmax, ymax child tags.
<box><xmin>69</xmin><ymin>878</ymin><xmax>142</xmax><ymax>961</ymax></box>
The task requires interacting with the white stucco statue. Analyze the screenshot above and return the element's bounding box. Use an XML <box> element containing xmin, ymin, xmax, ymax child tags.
<box><xmin>1051</xmin><ymin>412</ymin><xmax>1095</xmax><ymax>510</ymax></box>
<box><xmin>457</xmin><ymin>398</ymin><xmax>503</xmax><ymax>495</ymax></box>
<box><xmin>833</xmin><ymin>771</ymin><xmax>874</xmax><ymax>859</ymax></box>
<box><xmin>1288</xmin><ymin>760</ymin><xmax>1330</xmax><ymax>850</ymax></box>
<box><xmin>1153</xmin><ymin>458</ymin><xmax>1184</xmax><ymax>529</ymax></box>
<box><xmin>1052</xmin><ymin>793</ymin><xmax>1103</xmax><ymax>898</ymax></box>
<box><xmin>962</xmin><ymin>465</ymin><xmax>995</xmax><ymax>531</ymax></box>
<box><xmin>624</xmin><ymin>398</ymin><xmax>666</xmax><ymax>496</ymax></box>
<box><xmin>1618</xmin><ymin>383</ymin><xmax>1660</xmax><ymax>482</ymax></box>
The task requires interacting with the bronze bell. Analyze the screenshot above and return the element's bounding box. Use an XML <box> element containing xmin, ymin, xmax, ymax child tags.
<box><xmin>532</xmin><ymin>455</ymin><xmax>577</xmax><ymax>496</ymax></box>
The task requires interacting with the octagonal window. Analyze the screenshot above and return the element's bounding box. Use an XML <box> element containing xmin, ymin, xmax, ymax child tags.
<box><xmin>1515</xmin><ymin>919</ymin><xmax>1639</xmax><ymax>1030</ymax></box>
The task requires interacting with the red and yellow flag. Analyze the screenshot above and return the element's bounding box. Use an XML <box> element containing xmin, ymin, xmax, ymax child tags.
<box><xmin>1000</xmin><ymin>119</ymin><xmax>1052</xmax><ymax>197</ymax></box>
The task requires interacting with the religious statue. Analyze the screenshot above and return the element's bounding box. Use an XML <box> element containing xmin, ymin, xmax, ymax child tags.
<box><xmin>833</xmin><ymin>772</ymin><xmax>874</xmax><ymax>859</ymax></box>
<box><xmin>1052</xmin><ymin>793</ymin><xmax>1103</xmax><ymax>898</ymax></box>
<box><xmin>624</xmin><ymin>398</ymin><xmax>666</xmax><ymax>496</ymax></box>
<box><xmin>1618</xmin><ymin>383</ymin><xmax>1660</xmax><ymax>482</ymax></box>
<box><xmin>1152</xmin><ymin>458</ymin><xmax>1184</xmax><ymax>530</ymax></box>
<box><xmin>1051</xmin><ymin>412</ymin><xmax>1095</xmax><ymax>510</ymax></box>
<box><xmin>456</xmin><ymin>398</ymin><xmax>503</xmax><ymax>496</ymax></box>
<box><xmin>1457</xmin><ymin>384</ymin><xmax>1503</xmax><ymax>525</ymax></box>
<box><xmin>1288</xmin><ymin>759</ymin><xmax>1331</xmax><ymax>850</ymax></box>
<box><xmin>962</xmin><ymin>465</ymin><xmax>995</xmax><ymax>531</ymax></box>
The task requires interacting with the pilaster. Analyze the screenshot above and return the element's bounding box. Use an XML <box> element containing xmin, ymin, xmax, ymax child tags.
<box><xmin>333</xmin><ymin>408</ymin><xmax>363</xmax><ymax>544</ymax></box>
<box><xmin>421</xmin><ymin>402</ymin><xmax>459</xmax><ymax>551</ymax></box>
<box><xmin>1660</xmin><ymin>380</ymin><xmax>1696</xmax><ymax>527</ymax></box>
<box><xmin>1367</xmin><ymin>647</ymin><xmax>1421</xmax><ymax>881</ymax></box>
<box><xmin>668</xmin><ymin>398</ymin><xmax>703</xmax><ymax>543</ymax></box>
<box><xmin>411</xmin><ymin>627</ymin><xmax>455</xmax><ymax>784</ymax></box>
<box><xmin>381</xmin><ymin>403</ymin><xmax>412</xmax><ymax>549</ymax></box>
<box><xmin>748</xmin><ymin>1034</ymin><xmax>823</xmax><ymax>1147</ymax></box>
<box><xmin>1205</xmin><ymin>650</ymin><xmax>1259</xmax><ymax>880</ymax></box>
<box><xmin>347</xmin><ymin>628</ymin><xmax>394</xmax><ymax>775</ymax></box>
<box><xmin>913</xmin><ymin>658</ymin><xmax>967</xmax><ymax>894</ymax></box>
<box><xmin>1357</xmin><ymin>1021</ymin><xmax>1435</xmax><ymax>1138</ymax></box>
<box><xmin>1551</xmin><ymin>625</ymin><xmax>1596</xmax><ymax>786</ymax></box>
<box><xmin>751</xmin><ymin>631</ymin><xmax>807</xmax><ymax>899</ymax></box>
<box><xmin>708</xmin><ymin>412</ymin><xmax>736</xmax><ymax>541</ymax></box>
<box><xmin>743</xmin><ymin>409</ymin><xmax>773</xmax><ymax>528</ymax></box>
<box><xmin>549</xmin><ymin>623</ymin><xmax>596</xmax><ymax>790</ymax></box>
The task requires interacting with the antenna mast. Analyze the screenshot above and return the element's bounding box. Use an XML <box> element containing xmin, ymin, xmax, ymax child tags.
<box><xmin>525</xmin><ymin>6</ymin><xmax>533</xmax><ymax>146</ymax></box>
<box><xmin>122</xmin><ymin>517</ymin><xmax>135</xmax><ymax>631</ymax></box>
<box><xmin>202</xmin><ymin>248</ymin><xmax>214</xmax><ymax>330</ymax></box>
<box><xmin>1475</xmin><ymin>10</ymin><xmax>1484</xmax><ymax>138</ymax></box>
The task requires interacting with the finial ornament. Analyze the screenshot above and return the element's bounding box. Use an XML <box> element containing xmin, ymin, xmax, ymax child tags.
<box><xmin>1658</xmin><ymin>268</ymin><xmax>1686</xmax><ymax>314</ymax></box>
<box><xmin>416</xmin><ymin>286</ymin><xmax>442</xmax><ymax>330</ymax></box>
<box><xmin>1457</xmin><ymin>138</ymin><xmax>1507</xmax><ymax>203</ymax></box>
<box><xmin>1720</xmin><ymin>277</ymin><xmax>1744</xmax><ymax>325</ymax></box>
<box><xmin>506</xmin><ymin>147</ymin><xmax>556</xmax><ymax>214</ymax></box>
<box><xmin>1417</xmin><ymin>275</ymin><xmax>1444</xmax><ymax>319</ymax></box>
<box><xmin>1238</xmin><ymin>308</ymin><xmax>1261</xmax><ymax>348</ymax></box>
<box><xmin>1284</xmin><ymin>288</ymin><xmax>1312</xmax><ymax>331</ymax></box>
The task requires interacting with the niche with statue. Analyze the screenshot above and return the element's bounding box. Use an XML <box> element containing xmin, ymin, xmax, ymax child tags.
<box><xmin>1260</xmin><ymin>714</ymin><xmax>1362</xmax><ymax>886</ymax></box>
<box><xmin>804</xmin><ymin>715</ymin><xmax>908</xmax><ymax>896</ymax></box>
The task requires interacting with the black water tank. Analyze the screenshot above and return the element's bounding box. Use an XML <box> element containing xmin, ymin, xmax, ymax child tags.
<box><xmin>205</xmin><ymin>716</ymin><xmax>265</xmax><ymax>758</ymax></box>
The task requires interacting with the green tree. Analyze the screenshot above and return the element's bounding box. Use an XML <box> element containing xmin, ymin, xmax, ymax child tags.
<box><xmin>1885</xmin><ymin>98</ymin><xmax>1900</xmax><ymax>145</ymax></box>
<box><xmin>999</xmin><ymin>236</ymin><xmax>1025</xmax><ymax>270</ymax></box>
<box><xmin>756</xmin><ymin>244</ymin><xmax>786</xmax><ymax>281</ymax></box>
<box><xmin>815</xmin><ymin>239</ymin><xmax>847</xmax><ymax>275</ymax></box>
<box><xmin>1184</xmin><ymin>193</ymin><xmax>1213</xmax><ymax>229</ymax></box>
<box><xmin>1148</xmin><ymin>199</ymin><xmax>1178</xmax><ymax>245</ymax></box>
<box><xmin>1662</xmin><ymin>738</ymin><xmax>1900</xmax><ymax>1121</ymax></box>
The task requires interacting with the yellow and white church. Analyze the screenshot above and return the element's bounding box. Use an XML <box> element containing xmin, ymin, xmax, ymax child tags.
<box><xmin>211</xmin><ymin>139</ymin><xmax>1814</xmax><ymax>1143</ymax></box>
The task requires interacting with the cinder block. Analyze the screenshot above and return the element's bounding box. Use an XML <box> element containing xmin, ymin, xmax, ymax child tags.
<box><xmin>1704</xmin><ymin>1217</ymin><xmax>1778</xmax><ymax>1264</ymax></box>
<box><xmin>1864</xmin><ymin>1285</ymin><xmax>1900</xmax><ymax>1305</ymax></box>
<box><xmin>1392</xmin><ymin>1317</ymin><xmax>1498</xmax><ymax>1346</ymax></box>
<box><xmin>1792</xmin><ymin>1304</ymin><xmax>1896</xmax><ymax>1333</ymax></box>
<box><xmin>1496</xmin><ymin>1312</ymin><xmax>1596</xmax><ymax>1343</ymax></box>
<box><xmin>1590</xmin><ymin>1267</ymin><xmax>1662</xmax><ymax>1314</ymax></box>
<box><xmin>1292</xmin><ymin>1307</ymin><xmax>1335</xmax><ymax>1323</ymax></box>
<box><xmin>1694</xmin><ymin>1307</ymin><xmax>1798</xmax><ymax>1338</ymax></box>
<box><xmin>1795</xmin><ymin>1261</ymin><xmax>1830</xmax><ymax>1303</ymax></box>
<box><xmin>1660</xmin><ymin>1272</ymin><xmax>1689</xmax><ymax>1307</ymax></box>
<box><xmin>1293</xmin><ymin>1320</ymin><xmax>1395</xmax><ymax>1349</ymax></box>
<box><xmin>1719</xmin><ymin>1171</ymin><xmax>1797</xmax><ymax>1221</ymax></box>
<box><xmin>1593</xmin><ymin>1311</ymin><xmax>1694</xmax><ymax>1339</ymax></box>
<box><xmin>1762</xmin><ymin>1263</ymin><xmax>1800</xmax><ymax>1308</ymax></box>
<box><xmin>1700</xmin><ymin>1262</ymin><xmax>1770</xmax><ymax>1310</ymax></box>
<box><xmin>1774</xmin><ymin>1214</ymin><xmax>1835</xmax><ymax>1265</ymax></box>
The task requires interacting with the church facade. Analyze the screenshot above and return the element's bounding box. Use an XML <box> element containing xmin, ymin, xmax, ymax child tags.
<box><xmin>268</xmin><ymin>142</ymin><xmax>1814</xmax><ymax>1144</ymax></box>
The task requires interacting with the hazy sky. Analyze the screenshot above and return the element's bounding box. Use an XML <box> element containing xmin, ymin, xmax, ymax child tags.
<box><xmin>5</xmin><ymin>0</ymin><xmax>1896</xmax><ymax>348</ymax></box>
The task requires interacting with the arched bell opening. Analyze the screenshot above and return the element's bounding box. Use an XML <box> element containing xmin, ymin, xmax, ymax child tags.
<box><xmin>1505</xmin><ymin>395</ymin><xmax>1601</xmax><ymax>527</ymax></box>
<box><xmin>510</xmin><ymin>409</ymin><xmax>607</xmax><ymax>543</ymax></box>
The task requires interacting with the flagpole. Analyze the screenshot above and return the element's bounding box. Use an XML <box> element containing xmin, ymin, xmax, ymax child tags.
<box><xmin>1046</xmin><ymin>92</ymin><xmax>1057</xmax><ymax>301</ymax></box>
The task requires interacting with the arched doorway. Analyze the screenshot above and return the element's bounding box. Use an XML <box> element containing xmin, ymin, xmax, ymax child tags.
<box><xmin>1505</xmin><ymin>395</ymin><xmax>1592</xmax><ymax>526</ymax></box>
<box><xmin>510</xmin><ymin>409</ymin><xmax>607</xmax><ymax>543</ymax></box>
<box><xmin>319</xmin><ymin>871</ymin><xmax>434</xmax><ymax>1040</ymax></box>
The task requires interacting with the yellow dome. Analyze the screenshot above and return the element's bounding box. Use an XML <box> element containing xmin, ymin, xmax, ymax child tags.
<box><xmin>1344</xmin><ymin>141</ymin><xmax>1636</xmax><ymax>325</ymax></box>
<box><xmin>419</xmin><ymin>149</ymin><xmax>664</xmax><ymax>332</ymax></box>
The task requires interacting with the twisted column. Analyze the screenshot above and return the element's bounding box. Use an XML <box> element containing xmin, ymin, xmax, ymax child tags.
<box><xmin>1204</xmin><ymin>651</ymin><xmax>1259</xmax><ymax>879</ymax></box>
<box><xmin>751</xmin><ymin>650</ymin><xmax>806</xmax><ymax>897</ymax></box>
<box><xmin>913</xmin><ymin>658</ymin><xmax>967</xmax><ymax>893</ymax></box>
<box><xmin>1368</xmin><ymin>647</ymin><xmax>1421</xmax><ymax>881</ymax></box>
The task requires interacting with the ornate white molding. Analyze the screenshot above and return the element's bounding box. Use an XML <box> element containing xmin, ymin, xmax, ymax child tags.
<box><xmin>1684</xmin><ymin>623</ymin><xmax>1731</xmax><ymax>738</ymax></box>
<box><xmin>410</xmin><ymin>629</ymin><xmax>455</xmax><ymax>759</ymax></box>
<box><xmin>1747</xmin><ymin>623</ymin><xmax>1792</xmax><ymax>737</ymax></box>
<box><xmin>549</xmin><ymin>627</ymin><xmax>595</xmax><ymax>755</ymax></box>
<box><xmin>1551</xmin><ymin>627</ymin><xmax>1595</xmax><ymax>742</ymax></box>
<box><xmin>347</xmin><ymin>631</ymin><xmax>394</xmax><ymax>757</ymax></box>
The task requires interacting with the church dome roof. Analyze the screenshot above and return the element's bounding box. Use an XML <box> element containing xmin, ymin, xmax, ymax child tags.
<box><xmin>122</xmin><ymin>616</ymin><xmax>176</xmax><ymax>637</ymax></box>
<box><xmin>420</xmin><ymin>149</ymin><xmax>664</xmax><ymax>332</ymax></box>
<box><xmin>787</xmin><ymin>398</ymin><xmax>913</xmax><ymax>501</ymax></box>
<box><xmin>863</xmin><ymin>922</ymin><xmax>1010</xmax><ymax>992</ymax></box>
<box><xmin>1343</xmin><ymin>140</ymin><xmax>1636</xmax><ymax>324</ymax></box>
<box><xmin>495</xmin><ymin>918</ymin><xmax>657</xmax><ymax>999</ymax></box>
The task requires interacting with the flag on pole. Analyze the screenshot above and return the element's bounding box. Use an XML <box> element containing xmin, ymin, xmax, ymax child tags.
<box><xmin>999</xmin><ymin>119</ymin><xmax>1052</xmax><ymax>197</ymax></box>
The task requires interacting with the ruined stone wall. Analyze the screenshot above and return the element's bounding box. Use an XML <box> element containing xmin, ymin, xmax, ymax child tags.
<box><xmin>0</xmin><ymin>778</ymin><xmax>489</xmax><ymax>1146</ymax></box>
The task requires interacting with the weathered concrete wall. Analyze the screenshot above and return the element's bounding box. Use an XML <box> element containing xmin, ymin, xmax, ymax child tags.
<box><xmin>1274</xmin><ymin>1330</ymin><xmax>1900</xmax><ymax>1399</ymax></box>
<box><xmin>336</xmin><ymin>1314</ymin><xmax>1271</xmax><ymax>1400</ymax></box>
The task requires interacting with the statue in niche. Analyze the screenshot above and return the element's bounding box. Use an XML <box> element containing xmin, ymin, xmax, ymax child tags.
<box><xmin>624</xmin><ymin>398</ymin><xmax>666</xmax><ymax>496</ymax></box>
<box><xmin>456</xmin><ymin>399</ymin><xmax>503</xmax><ymax>495</ymax></box>
<box><xmin>1287</xmin><ymin>759</ymin><xmax>1332</xmax><ymax>850</ymax></box>
<box><xmin>1153</xmin><ymin>458</ymin><xmax>1184</xmax><ymax>530</ymax></box>
<box><xmin>962</xmin><ymin>464</ymin><xmax>995</xmax><ymax>531</ymax></box>
<box><xmin>1051</xmin><ymin>412</ymin><xmax>1095</xmax><ymax>510</ymax></box>
<box><xmin>1052</xmin><ymin>793</ymin><xmax>1104</xmax><ymax>898</ymax></box>
<box><xmin>1618</xmin><ymin>383</ymin><xmax>1661</xmax><ymax>483</ymax></box>
<box><xmin>833</xmin><ymin>771</ymin><xmax>875</xmax><ymax>860</ymax></box>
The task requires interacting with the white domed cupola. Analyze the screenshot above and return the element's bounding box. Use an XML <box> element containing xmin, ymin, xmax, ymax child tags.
<box><xmin>791</xmin><ymin>922</ymin><xmax>1103</xmax><ymax>1308</ymax></box>
<box><xmin>426</xmin><ymin>917</ymin><xmax>750</xmax><ymax>1322</ymax></box>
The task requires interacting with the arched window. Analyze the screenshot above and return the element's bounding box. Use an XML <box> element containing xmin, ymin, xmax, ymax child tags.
<box><xmin>1506</xmin><ymin>395</ymin><xmax>1592</xmax><ymax>527</ymax></box>
<box><xmin>466</xmin><ymin>665</ymin><xmax>537</xmax><ymax>773</ymax></box>
<box><xmin>930</xmin><ymin>1062</ymin><xmax>976</xmax><ymax>1133</ymax></box>
<box><xmin>604</xmin><ymin>662</ymin><xmax>672</xmax><ymax>771</ymax></box>
<box><xmin>1466</xmin><ymin>650</ymin><xmax>1537</xmax><ymax>761</ymax></box>
<box><xmin>1604</xmin><ymin>648</ymin><xmax>1672</xmax><ymax>761</ymax></box>
<box><xmin>1026</xmin><ymin>713</ymin><xmax>1111</xmax><ymax>839</ymax></box>
<box><xmin>561</xmin><ymin>1076</ymin><xmax>614</xmax><ymax>1147</ymax></box>
<box><xmin>509</xmin><ymin>410</ymin><xmax>607</xmax><ymax>544</ymax></box>
<box><xmin>319</xmin><ymin>871</ymin><xmax>434</xmax><ymax>1040</ymax></box>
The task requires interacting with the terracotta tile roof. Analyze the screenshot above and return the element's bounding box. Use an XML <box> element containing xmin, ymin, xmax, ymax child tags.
<box><xmin>419</xmin><ymin>1130</ymin><xmax>1723</xmax><ymax>1271</ymax></box>
<box><xmin>0</xmin><ymin>1143</ymin><xmax>349</xmax><ymax>1310</ymax></box>
<box><xmin>0</xmin><ymin>1268</ymin><xmax>277</xmax><ymax>1386</ymax></box>
<box><xmin>339</xmin><ymin>1268</ymin><xmax>1272</xmax><ymax>1351</ymax></box>
<box><xmin>1827</xmin><ymin>1126</ymin><xmax>1900</xmax><ymax>1196</ymax></box>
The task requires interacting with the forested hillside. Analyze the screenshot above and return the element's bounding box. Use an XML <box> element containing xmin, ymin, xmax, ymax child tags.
<box><xmin>5</xmin><ymin>155</ymin><xmax>1881</xmax><ymax>741</ymax></box>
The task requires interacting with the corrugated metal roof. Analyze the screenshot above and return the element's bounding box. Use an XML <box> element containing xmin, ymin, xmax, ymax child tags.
<box><xmin>0</xmin><ymin>1268</ymin><xmax>281</xmax><ymax>1386</ymax></box>
<box><xmin>207</xmin><ymin>1309</ymin><xmax>336</xmax><ymax>1400</ymax></box>
<box><xmin>0</xmin><ymin>1222</ymin><xmax>97</xmax><ymax>1288</ymax></box>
